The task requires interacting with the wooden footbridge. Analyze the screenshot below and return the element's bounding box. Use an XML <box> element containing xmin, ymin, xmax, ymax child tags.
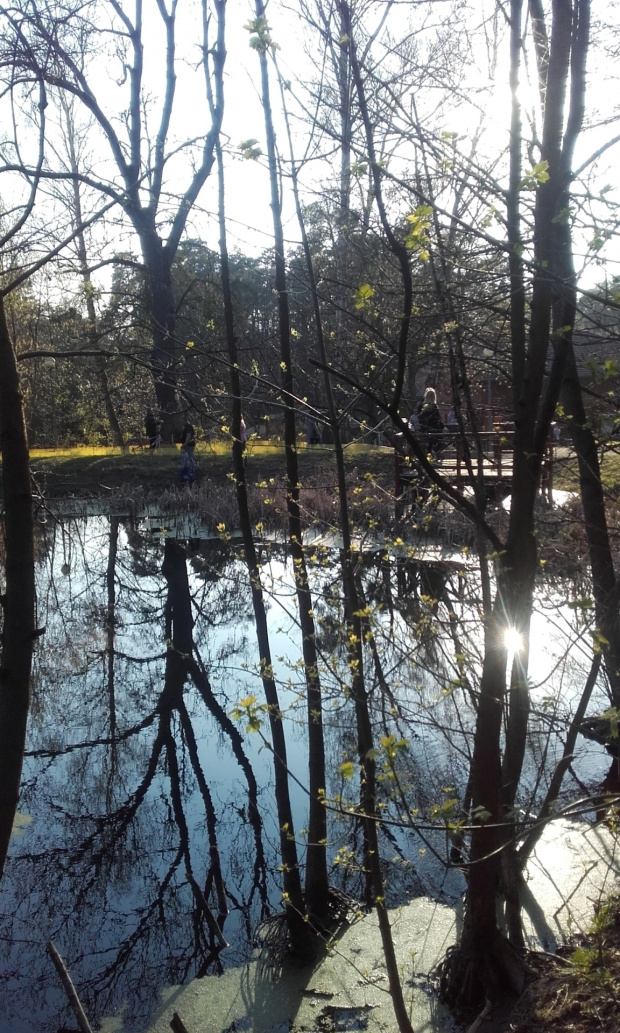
<box><xmin>394</xmin><ymin>423</ymin><xmax>556</xmax><ymax>508</ymax></box>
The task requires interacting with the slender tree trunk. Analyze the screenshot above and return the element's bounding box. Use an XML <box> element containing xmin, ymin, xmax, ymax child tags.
<box><xmin>280</xmin><ymin>76</ymin><xmax>418</xmax><ymax>1016</ymax></box>
<box><xmin>0</xmin><ymin>294</ymin><xmax>35</xmax><ymax>879</ymax></box>
<box><xmin>61</xmin><ymin>97</ymin><xmax>124</xmax><ymax>448</ymax></box>
<box><xmin>519</xmin><ymin>653</ymin><xmax>601</xmax><ymax>861</ymax></box>
<box><xmin>105</xmin><ymin>515</ymin><xmax>119</xmax><ymax>808</ymax></box>
<box><xmin>214</xmin><ymin>124</ymin><xmax>312</xmax><ymax>957</ymax></box>
<box><xmin>252</xmin><ymin>0</ymin><xmax>329</xmax><ymax>927</ymax></box>
<box><xmin>343</xmin><ymin>560</ymin><xmax>414</xmax><ymax>1033</ymax></box>
<box><xmin>335</xmin><ymin>0</ymin><xmax>353</xmax><ymax>381</ymax></box>
<box><xmin>560</xmin><ymin>353</ymin><xmax>620</xmax><ymax>704</ymax></box>
<box><xmin>139</xmin><ymin>225</ymin><xmax>180</xmax><ymax>442</ymax></box>
<box><xmin>338</xmin><ymin>0</ymin><xmax>412</xmax><ymax>413</ymax></box>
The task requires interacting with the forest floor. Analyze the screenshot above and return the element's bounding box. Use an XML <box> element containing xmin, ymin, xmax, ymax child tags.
<box><xmin>497</xmin><ymin>898</ymin><xmax>620</xmax><ymax>1033</ymax></box>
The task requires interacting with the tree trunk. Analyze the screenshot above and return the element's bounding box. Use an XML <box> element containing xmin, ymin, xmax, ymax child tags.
<box><xmin>140</xmin><ymin>226</ymin><xmax>181</xmax><ymax>443</ymax></box>
<box><xmin>105</xmin><ymin>515</ymin><xmax>119</xmax><ymax>804</ymax></box>
<box><xmin>253</xmin><ymin>0</ymin><xmax>329</xmax><ymax>927</ymax></box>
<box><xmin>560</xmin><ymin>353</ymin><xmax>620</xmax><ymax>704</ymax></box>
<box><xmin>0</xmin><ymin>294</ymin><xmax>35</xmax><ymax>879</ymax></box>
<box><xmin>440</xmin><ymin>2</ymin><xmax>590</xmax><ymax>1012</ymax></box>
<box><xmin>215</xmin><ymin>130</ymin><xmax>313</xmax><ymax>960</ymax></box>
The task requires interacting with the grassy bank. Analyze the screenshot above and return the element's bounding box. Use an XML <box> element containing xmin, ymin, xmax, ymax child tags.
<box><xmin>24</xmin><ymin>441</ymin><xmax>589</xmax><ymax>501</ymax></box>
<box><xmin>26</xmin><ymin>442</ymin><xmax>395</xmax><ymax>499</ymax></box>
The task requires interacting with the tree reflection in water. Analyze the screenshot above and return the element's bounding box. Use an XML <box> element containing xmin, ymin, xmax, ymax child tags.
<box><xmin>0</xmin><ymin>516</ymin><xmax>612</xmax><ymax>1032</ymax></box>
<box><xmin>0</xmin><ymin>518</ymin><xmax>271</xmax><ymax>1032</ymax></box>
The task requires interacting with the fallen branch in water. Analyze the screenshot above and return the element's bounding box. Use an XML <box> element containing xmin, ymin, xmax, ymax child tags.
<box><xmin>170</xmin><ymin>1013</ymin><xmax>191</xmax><ymax>1033</ymax></box>
<box><xmin>47</xmin><ymin>941</ymin><xmax>93</xmax><ymax>1033</ymax></box>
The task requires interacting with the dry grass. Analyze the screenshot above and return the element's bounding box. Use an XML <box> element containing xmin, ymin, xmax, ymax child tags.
<box><xmin>147</xmin><ymin>466</ymin><xmax>398</xmax><ymax>537</ymax></box>
<box><xmin>508</xmin><ymin>897</ymin><xmax>620</xmax><ymax>1033</ymax></box>
<box><xmin>26</xmin><ymin>443</ymin><xmax>393</xmax><ymax>500</ymax></box>
<box><xmin>25</xmin><ymin>444</ymin><xmax>402</xmax><ymax>535</ymax></box>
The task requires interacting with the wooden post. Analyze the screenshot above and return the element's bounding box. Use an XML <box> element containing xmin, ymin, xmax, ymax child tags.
<box><xmin>456</xmin><ymin>434</ymin><xmax>463</xmax><ymax>487</ymax></box>
<box><xmin>494</xmin><ymin>428</ymin><xmax>503</xmax><ymax>479</ymax></box>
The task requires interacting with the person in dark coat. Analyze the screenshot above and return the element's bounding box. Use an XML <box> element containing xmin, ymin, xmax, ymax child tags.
<box><xmin>145</xmin><ymin>409</ymin><xmax>161</xmax><ymax>449</ymax></box>
<box><xmin>180</xmin><ymin>423</ymin><xmax>196</xmax><ymax>483</ymax></box>
<box><xmin>306</xmin><ymin>418</ymin><xmax>321</xmax><ymax>445</ymax></box>
<box><xmin>417</xmin><ymin>387</ymin><xmax>445</xmax><ymax>457</ymax></box>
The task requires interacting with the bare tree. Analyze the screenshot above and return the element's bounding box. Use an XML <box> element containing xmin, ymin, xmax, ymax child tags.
<box><xmin>57</xmin><ymin>94</ymin><xmax>125</xmax><ymax>446</ymax></box>
<box><xmin>0</xmin><ymin>0</ymin><xmax>226</xmax><ymax>440</ymax></box>
<box><xmin>249</xmin><ymin>0</ymin><xmax>330</xmax><ymax>939</ymax></box>
<box><xmin>310</xmin><ymin>0</ymin><xmax>601</xmax><ymax>1019</ymax></box>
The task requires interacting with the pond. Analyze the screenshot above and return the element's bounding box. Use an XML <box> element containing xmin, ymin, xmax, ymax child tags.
<box><xmin>0</xmin><ymin>512</ymin><xmax>614</xmax><ymax>1032</ymax></box>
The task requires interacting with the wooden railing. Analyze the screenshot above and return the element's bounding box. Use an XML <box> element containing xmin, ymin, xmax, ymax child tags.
<box><xmin>395</xmin><ymin>422</ymin><xmax>555</xmax><ymax>499</ymax></box>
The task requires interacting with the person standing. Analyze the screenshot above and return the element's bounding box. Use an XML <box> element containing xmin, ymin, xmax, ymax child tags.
<box><xmin>145</xmin><ymin>409</ymin><xmax>161</xmax><ymax>450</ymax></box>
<box><xmin>408</xmin><ymin>409</ymin><xmax>420</xmax><ymax>434</ymax></box>
<box><xmin>306</xmin><ymin>418</ymin><xmax>320</xmax><ymax>445</ymax></box>
<box><xmin>417</xmin><ymin>387</ymin><xmax>445</xmax><ymax>458</ymax></box>
<box><xmin>239</xmin><ymin>414</ymin><xmax>248</xmax><ymax>466</ymax></box>
<box><xmin>179</xmin><ymin>423</ymin><xmax>196</xmax><ymax>483</ymax></box>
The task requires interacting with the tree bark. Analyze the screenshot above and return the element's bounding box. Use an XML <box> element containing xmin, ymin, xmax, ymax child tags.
<box><xmin>214</xmin><ymin>117</ymin><xmax>312</xmax><ymax>957</ymax></box>
<box><xmin>0</xmin><ymin>294</ymin><xmax>35</xmax><ymax>879</ymax></box>
<box><xmin>252</xmin><ymin>0</ymin><xmax>329</xmax><ymax>929</ymax></box>
<box><xmin>61</xmin><ymin>95</ymin><xmax>125</xmax><ymax>448</ymax></box>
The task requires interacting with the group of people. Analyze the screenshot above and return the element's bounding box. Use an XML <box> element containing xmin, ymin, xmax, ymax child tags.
<box><xmin>146</xmin><ymin>393</ymin><xmax>455</xmax><ymax>484</ymax></box>
<box><xmin>409</xmin><ymin>387</ymin><xmax>458</xmax><ymax>459</ymax></box>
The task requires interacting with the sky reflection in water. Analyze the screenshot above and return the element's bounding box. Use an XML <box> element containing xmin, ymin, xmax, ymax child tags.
<box><xmin>0</xmin><ymin>514</ymin><xmax>611</xmax><ymax>1032</ymax></box>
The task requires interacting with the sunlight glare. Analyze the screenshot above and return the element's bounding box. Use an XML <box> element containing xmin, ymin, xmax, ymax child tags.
<box><xmin>504</xmin><ymin>626</ymin><xmax>523</xmax><ymax>654</ymax></box>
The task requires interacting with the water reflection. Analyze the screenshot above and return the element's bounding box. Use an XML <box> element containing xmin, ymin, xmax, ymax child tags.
<box><xmin>0</xmin><ymin>515</ymin><xmax>612</xmax><ymax>1032</ymax></box>
<box><xmin>2</xmin><ymin>520</ymin><xmax>273</xmax><ymax>1032</ymax></box>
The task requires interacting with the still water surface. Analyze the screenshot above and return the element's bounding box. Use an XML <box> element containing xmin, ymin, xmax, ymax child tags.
<box><xmin>0</xmin><ymin>513</ymin><xmax>612</xmax><ymax>1032</ymax></box>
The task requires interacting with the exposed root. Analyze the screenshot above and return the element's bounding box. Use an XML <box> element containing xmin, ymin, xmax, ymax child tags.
<box><xmin>255</xmin><ymin>886</ymin><xmax>362</xmax><ymax>978</ymax></box>
<box><xmin>255</xmin><ymin>910</ymin><xmax>291</xmax><ymax>977</ymax></box>
<box><xmin>434</xmin><ymin>933</ymin><xmax>527</xmax><ymax>1024</ymax></box>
